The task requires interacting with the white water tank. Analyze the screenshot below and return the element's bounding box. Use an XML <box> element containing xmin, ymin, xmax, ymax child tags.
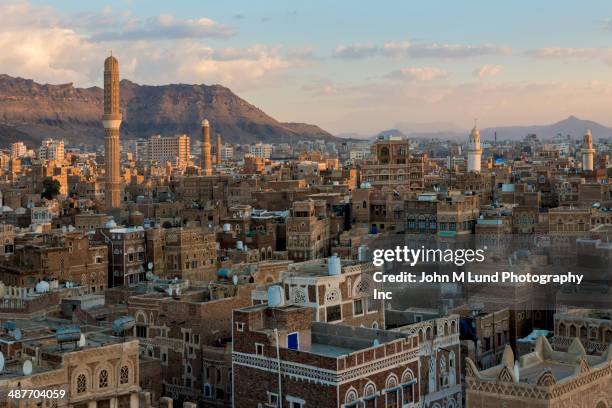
<box><xmin>223</xmin><ymin>223</ymin><xmax>231</xmax><ymax>232</ymax></box>
<box><xmin>35</xmin><ymin>281</ymin><xmax>50</xmax><ymax>294</ymax></box>
<box><xmin>328</xmin><ymin>255</ymin><xmax>341</xmax><ymax>276</ymax></box>
<box><xmin>237</xmin><ymin>241</ymin><xmax>244</xmax><ymax>251</ymax></box>
<box><xmin>358</xmin><ymin>245</ymin><xmax>368</xmax><ymax>262</ymax></box>
<box><xmin>267</xmin><ymin>285</ymin><xmax>285</xmax><ymax>307</ymax></box>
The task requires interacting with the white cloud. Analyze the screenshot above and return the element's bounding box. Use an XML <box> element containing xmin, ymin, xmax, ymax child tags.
<box><xmin>333</xmin><ymin>41</ymin><xmax>511</xmax><ymax>59</ymax></box>
<box><xmin>91</xmin><ymin>14</ymin><xmax>235</xmax><ymax>41</ymax></box>
<box><xmin>473</xmin><ymin>64</ymin><xmax>504</xmax><ymax>79</ymax></box>
<box><xmin>386</xmin><ymin>67</ymin><xmax>449</xmax><ymax>81</ymax></box>
<box><xmin>0</xmin><ymin>1</ymin><xmax>297</xmax><ymax>91</ymax></box>
<box><xmin>527</xmin><ymin>47</ymin><xmax>612</xmax><ymax>64</ymax></box>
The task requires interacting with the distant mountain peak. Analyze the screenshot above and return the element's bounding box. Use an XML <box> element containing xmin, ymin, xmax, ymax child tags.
<box><xmin>0</xmin><ymin>74</ymin><xmax>335</xmax><ymax>147</ymax></box>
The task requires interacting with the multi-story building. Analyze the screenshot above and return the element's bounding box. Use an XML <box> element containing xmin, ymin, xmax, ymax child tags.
<box><xmin>389</xmin><ymin>311</ymin><xmax>463</xmax><ymax>407</ymax></box>
<box><xmin>286</xmin><ymin>199</ymin><xmax>330</xmax><ymax>261</ymax></box>
<box><xmin>95</xmin><ymin>225</ymin><xmax>147</xmax><ymax>287</ymax></box>
<box><xmin>10</xmin><ymin>142</ymin><xmax>27</xmax><ymax>159</ymax></box>
<box><xmin>465</xmin><ymin>336</ymin><xmax>612</xmax><ymax>408</ymax></box>
<box><xmin>0</xmin><ymin>231</ymin><xmax>108</xmax><ymax>292</ymax></box>
<box><xmin>553</xmin><ymin>309</ymin><xmax>612</xmax><ymax>356</ymax></box>
<box><xmin>0</xmin><ymin>333</ymin><xmax>143</xmax><ymax>408</ymax></box>
<box><xmin>360</xmin><ymin>135</ymin><xmax>425</xmax><ymax>191</ymax></box>
<box><xmin>249</xmin><ymin>143</ymin><xmax>273</xmax><ymax>159</ymax></box>
<box><xmin>436</xmin><ymin>191</ymin><xmax>480</xmax><ymax>237</ymax></box>
<box><xmin>0</xmin><ymin>223</ymin><xmax>15</xmax><ymax>257</ymax></box>
<box><xmin>160</xmin><ymin>227</ymin><xmax>217</xmax><ymax>281</ymax></box>
<box><xmin>221</xmin><ymin>145</ymin><xmax>234</xmax><ymax>161</ymax></box>
<box><xmin>127</xmin><ymin>280</ymin><xmax>254</xmax><ymax>408</ymax></box>
<box><xmin>252</xmin><ymin>258</ymin><xmax>385</xmax><ymax>329</ymax></box>
<box><xmin>39</xmin><ymin>138</ymin><xmax>65</xmax><ymax>161</ymax></box>
<box><xmin>232</xmin><ymin>299</ymin><xmax>421</xmax><ymax>408</ymax></box>
<box><xmin>144</xmin><ymin>135</ymin><xmax>191</xmax><ymax>167</ymax></box>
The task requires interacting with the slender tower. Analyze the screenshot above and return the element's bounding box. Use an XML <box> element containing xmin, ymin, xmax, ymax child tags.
<box><xmin>467</xmin><ymin>124</ymin><xmax>482</xmax><ymax>173</ymax></box>
<box><xmin>202</xmin><ymin>119</ymin><xmax>212</xmax><ymax>175</ymax></box>
<box><xmin>582</xmin><ymin>129</ymin><xmax>595</xmax><ymax>172</ymax></box>
<box><xmin>103</xmin><ymin>54</ymin><xmax>122</xmax><ymax>210</ymax></box>
<box><xmin>216</xmin><ymin>133</ymin><xmax>222</xmax><ymax>165</ymax></box>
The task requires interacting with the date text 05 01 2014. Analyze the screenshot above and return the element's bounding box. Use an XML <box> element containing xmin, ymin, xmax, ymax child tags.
<box><xmin>8</xmin><ymin>389</ymin><xmax>67</xmax><ymax>399</ymax></box>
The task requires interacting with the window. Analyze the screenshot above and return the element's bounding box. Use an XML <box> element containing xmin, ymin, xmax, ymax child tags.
<box><xmin>402</xmin><ymin>383</ymin><xmax>414</xmax><ymax>404</ymax></box>
<box><xmin>326</xmin><ymin>305</ymin><xmax>342</xmax><ymax>322</ymax></box>
<box><xmin>353</xmin><ymin>299</ymin><xmax>364</xmax><ymax>315</ymax></box>
<box><xmin>136</xmin><ymin>325</ymin><xmax>147</xmax><ymax>338</ymax></box>
<box><xmin>236</xmin><ymin>322</ymin><xmax>245</xmax><ymax>332</ymax></box>
<box><xmin>367</xmin><ymin>297</ymin><xmax>378</xmax><ymax>313</ymax></box>
<box><xmin>204</xmin><ymin>384</ymin><xmax>212</xmax><ymax>398</ymax></box>
<box><xmin>99</xmin><ymin>370</ymin><xmax>108</xmax><ymax>388</ymax></box>
<box><xmin>120</xmin><ymin>366</ymin><xmax>129</xmax><ymax>384</ymax></box>
<box><xmin>385</xmin><ymin>389</ymin><xmax>398</xmax><ymax>408</ymax></box>
<box><xmin>287</xmin><ymin>332</ymin><xmax>299</xmax><ymax>350</ymax></box>
<box><xmin>255</xmin><ymin>343</ymin><xmax>264</xmax><ymax>355</ymax></box>
<box><xmin>267</xmin><ymin>392</ymin><xmax>279</xmax><ymax>407</ymax></box>
<box><xmin>77</xmin><ymin>374</ymin><xmax>87</xmax><ymax>393</ymax></box>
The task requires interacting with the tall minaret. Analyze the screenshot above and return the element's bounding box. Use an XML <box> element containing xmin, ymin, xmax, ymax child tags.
<box><xmin>216</xmin><ymin>133</ymin><xmax>222</xmax><ymax>165</ymax></box>
<box><xmin>467</xmin><ymin>124</ymin><xmax>482</xmax><ymax>173</ymax></box>
<box><xmin>202</xmin><ymin>119</ymin><xmax>212</xmax><ymax>175</ymax></box>
<box><xmin>103</xmin><ymin>54</ymin><xmax>122</xmax><ymax>210</ymax></box>
<box><xmin>582</xmin><ymin>129</ymin><xmax>595</xmax><ymax>172</ymax></box>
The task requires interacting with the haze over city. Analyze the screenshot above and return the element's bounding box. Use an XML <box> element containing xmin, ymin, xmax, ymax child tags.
<box><xmin>6</xmin><ymin>0</ymin><xmax>612</xmax><ymax>135</ymax></box>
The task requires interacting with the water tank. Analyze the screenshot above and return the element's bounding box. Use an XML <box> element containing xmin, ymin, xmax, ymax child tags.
<box><xmin>35</xmin><ymin>281</ymin><xmax>50</xmax><ymax>294</ymax></box>
<box><xmin>237</xmin><ymin>241</ymin><xmax>244</xmax><ymax>251</ymax></box>
<box><xmin>267</xmin><ymin>285</ymin><xmax>285</xmax><ymax>307</ymax></box>
<box><xmin>328</xmin><ymin>255</ymin><xmax>341</xmax><ymax>276</ymax></box>
<box><xmin>3</xmin><ymin>321</ymin><xmax>16</xmax><ymax>331</ymax></box>
<box><xmin>112</xmin><ymin>316</ymin><xmax>136</xmax><ymax>336</ymax></box>
<box><xmin>217</xmin><ymin>268</ymin><xmax>233</xmax><ymax>279</ymax></box>
<box><xmin>56</xmin><ymin>326</ymin><xmax>81</xmax><ymax>343</ymax></box>
<box><xmin>223</xmin><ymin>223</ymin><xmax>231</xmax><ymax>232</ymax></box>
<box><xmin>105</xmin><ymin>219</ymin><xmax>117</xmax><ymax>229</ymax></box>
<box><xmin>358</xmin><ymin>245</ymin><xmax>368</xmax><ymax>262</ymax></box>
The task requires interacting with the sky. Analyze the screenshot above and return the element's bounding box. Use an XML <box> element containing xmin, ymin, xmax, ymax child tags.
<box><xmin>5</xmin><ymin>1</ymin><xmax>612</xmax><ymax>135</ymax></box>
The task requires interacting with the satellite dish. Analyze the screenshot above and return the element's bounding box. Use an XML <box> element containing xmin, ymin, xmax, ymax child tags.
<box><xmin>22</xmin><ymin>360</ymin><xmax>32</xmax><ymax>376</ymax></box>
<box><xmin>12</xmin><ymin>328</ymin><xmax>22</xmax><ymax>341</ymax></box>
<box><xmin>147</xmin><ymin>262</ymin><xmax>153</xmax><ymax>270</ymax></box>
<box><xmin>232</xmin><ymin>275</ymin><xmax>239</xmax><ymax>286</ymax></box>
<box><xmin>78</xmin><ymin>333</ymin><xmax>86</xmax><ymax>348</ymax></box>
<box><xmin>0</xmin><ymin>351</ymin><xmax>5</xmax><ymax>372</ymax></box>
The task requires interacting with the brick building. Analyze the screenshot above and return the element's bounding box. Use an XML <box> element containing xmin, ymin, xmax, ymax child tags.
<box><xmin>232</xmin><ymin>300</ymin><xmax>420</xmax><ymax>408</ymax></box>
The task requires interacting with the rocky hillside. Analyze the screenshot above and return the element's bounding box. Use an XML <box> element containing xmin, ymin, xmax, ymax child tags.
<box><xmin>0</xmin><ymin>74</ymin><xmax>335</xmax><ymax>146</ymax></box>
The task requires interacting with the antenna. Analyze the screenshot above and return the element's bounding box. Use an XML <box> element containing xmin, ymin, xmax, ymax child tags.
<box><xmin>22</xmin><ymin>360</ymin><xmax>32</xmax><ymax>376</ymax></box>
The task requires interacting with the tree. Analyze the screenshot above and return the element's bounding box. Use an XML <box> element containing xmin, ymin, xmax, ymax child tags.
<box><xmin>41</xmin><ymin>178</ymin><xmax>61</xmax><ymax>200</ymax></box>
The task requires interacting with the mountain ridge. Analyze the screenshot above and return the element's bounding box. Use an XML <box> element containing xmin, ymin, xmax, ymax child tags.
<box><xmin>363</xmin><ymin>116</ymin><xmax>612</xmax><ymax>141</ymax></box>
<box><xmin>0</xmin><ymin>74</ymin><xmax>336</xmax><ymax>147</ymax></box>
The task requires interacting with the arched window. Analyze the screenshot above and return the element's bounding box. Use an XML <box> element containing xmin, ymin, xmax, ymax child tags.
<box><xmin>386</xmin><ymin>374</ymin><xmax>398</xmax><ymax>389</ymax></box>
<box><xmin>120</xmin><ymin>366</ymin><xmax>129</xmax><ymax>384</ymax></box>
<box><xmin>345</xmin><ymin>388</ymin><xmax>358</xmax><ymax>404</ymax></box>
<box><xmin>558</xmin><ymin>322</ymin><xmax>566</xmax><ymax>336</ymax></box>
<box><xmin>99</xmin><ymin>370</ymin><xmax>108</xmax><ymax>388</ymax></box>
<box><xmin>363</xmin><ymin>382</ymin><xmax>376</xmax><ymax>397</ymax></box>
<box><xmin>77</xmin><ymin>374</ymin><xmax>87</xmax><ymax>393</ymax></box>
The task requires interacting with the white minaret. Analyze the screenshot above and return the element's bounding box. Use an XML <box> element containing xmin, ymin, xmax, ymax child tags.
<box><xmin>467</xmin><ymin>124</ymin><xmax>482</xmax><ymax>173</ymax></box>
<box><xmin>581</xmin><ymin>129</ymin><xmax>595</xmax><ymax>172</ymax></box>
